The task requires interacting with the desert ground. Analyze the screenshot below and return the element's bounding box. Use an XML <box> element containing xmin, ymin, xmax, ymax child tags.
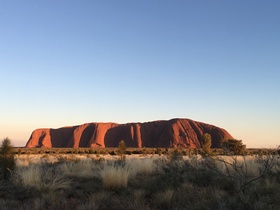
<box><xmin>0</xmin><ymin>148</ymin><xmax>279</xmax><ymax>210</ymax></box>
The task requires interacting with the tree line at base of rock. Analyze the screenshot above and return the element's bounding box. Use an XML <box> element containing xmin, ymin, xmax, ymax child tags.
<box><xmin>1</xmin><ymin>137</ymin><xmax>279</xmax><ymax>182</ymax></box>
<box><xmin>201</xmin><ymin>133</ymin><xmax>247</xmax><ymax>156</ymax></box>
<box><xmin>5</xmin><ymin>136</ymin><xmax>279</xmax><ymax>157</ymax></box>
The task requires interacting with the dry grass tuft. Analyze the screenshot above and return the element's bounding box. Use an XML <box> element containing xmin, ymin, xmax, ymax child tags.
<box><xmin>154</xmin><ymin>189</ymin><xmax>174</xmax><ymax>206</ymax></box>
<box><xmin>127</xmin><ymin>157</ymin><xmax>155</xmax><ymax>175</ymax></box>
<box><xmin>59</xmin><ymin>158</ymin><xmax>98</xmax><ymax>178</ymax></box>
<box><xmin>13</xmin><ymin>164</ymin><xmax>72</xmax><ymax>192</ymax></box>
<box><xmin>100</xmin><ymin>163</ymin><xmax>133</xmax><ymax>189</ymax></box>
<box><xmin>15</xmin><ymin>165</ymin><xmax>42</xmax><ymax>188</ymax></box>
<box><xmin>133</xmin><ymin>189</ymin><xmax>146</xmax><ymax>204</ymax></box>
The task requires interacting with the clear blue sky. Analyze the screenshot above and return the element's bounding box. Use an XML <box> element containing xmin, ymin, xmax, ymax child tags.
<box><xmin>1</xmin><ymin>0</ymin><xmax>279</xmax><ymax>148</ymax></box>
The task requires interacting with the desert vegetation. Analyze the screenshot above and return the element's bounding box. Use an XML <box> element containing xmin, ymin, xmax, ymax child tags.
<box><xmin>0</xmin><ymin>138</ymin><xmax>15</xmax><ymax>180</ymax></box>
<box><xmin>0</xmin><ymin>139</ymin><xmax>279</xmax><ymax>209</ymax></box>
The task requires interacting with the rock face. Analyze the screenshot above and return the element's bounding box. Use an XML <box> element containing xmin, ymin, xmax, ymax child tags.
<box><xmin>25</xmin><ymin>118</ymin><xmax>233</xmax><ymax>148</ymax></box>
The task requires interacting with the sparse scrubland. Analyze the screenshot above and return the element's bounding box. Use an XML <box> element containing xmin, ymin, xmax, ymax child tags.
<box><xmin>0</xmin><ymin>145</ymin><xmax>279</xmax><ymax>210</ymax></box>
<box><xmin>0</xmin><ymin>139</ymin><xmax>279</xmax><ymax>209</ymax></box>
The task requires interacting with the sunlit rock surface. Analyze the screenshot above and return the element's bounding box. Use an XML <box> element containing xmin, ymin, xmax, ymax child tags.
<box><xmin>25</xmin><ymin>118</ymin><xmax>233</xmax><ymax>148</ymax></box>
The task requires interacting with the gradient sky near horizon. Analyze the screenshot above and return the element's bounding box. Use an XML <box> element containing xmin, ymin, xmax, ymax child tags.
<box><xmin>1</xmin><ymin>1</ymin><xmax>279</xmax><ymax>148</ymax></box>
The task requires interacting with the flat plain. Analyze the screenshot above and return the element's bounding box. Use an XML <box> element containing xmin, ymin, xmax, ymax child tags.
<box><xmin>0</xmin><ymin>148</ymin><xmax>279</xmax><ymax>210</ymax></box>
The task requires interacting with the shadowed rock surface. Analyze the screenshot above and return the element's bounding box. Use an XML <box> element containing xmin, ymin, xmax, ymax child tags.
<box><xmin>25</xmin><ymin>118</ymin><xmax>233</xmax><ymax>148</ymax></box>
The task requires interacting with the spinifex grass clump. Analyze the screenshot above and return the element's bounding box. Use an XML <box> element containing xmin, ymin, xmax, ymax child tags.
<box><xmin>100</xmin><ymin>163</ymin><xmax>132</xmax><ymax>189</ymax></box>
<box><xmin>13</xmin><ymin>164</ymin><xmax>72</xmax><ymax>192</ymax></box>
<box><xmin>0</xmin><ymin>137</ymin><xmax>15</xmax><ymax>180</ymax></box>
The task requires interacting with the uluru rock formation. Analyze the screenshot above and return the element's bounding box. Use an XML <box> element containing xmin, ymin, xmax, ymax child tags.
<box><xmin>25</xmin><ymin>118</ymin><xmax>233</xmax><ymax>148</ymax></box>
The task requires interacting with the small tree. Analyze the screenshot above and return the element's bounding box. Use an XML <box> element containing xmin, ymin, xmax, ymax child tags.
<box><xmin>0</xmin><ymin>137</ymin><xmax>15</xmax><ymax>180</ymax></box>
<box><xmin>167</xmin><ymin>148</ymin><xmax>183</xmax><ymax>162</ymax></box>
<box><xmin>201</xmin><ymin>133</ymin><xmax>212</xmax><ymax>155</ymax></box>
<box><xmin>222</xmin><ymin>139</ymin><xmax>246</xmax><ymax>155</ymax></box>
<box><xmin>118</xmin><ymin>140</ymin><xmax>126</xmax><ymax>161</ymax></box>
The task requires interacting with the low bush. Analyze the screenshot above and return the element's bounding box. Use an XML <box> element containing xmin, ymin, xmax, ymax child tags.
<box><xmin>222</xmin><ymin>139</ymin><xmax>246</xmax><ymax>155</ymax></box>
<box><xmin>0</xmin><ymin>138</ymin><xmax>16</xmax><ymax>180</ymax></box>
<box><xmin>201</xmin><ymin>133</ymin><xmax>212</xmax><ymax>155</ymax></box>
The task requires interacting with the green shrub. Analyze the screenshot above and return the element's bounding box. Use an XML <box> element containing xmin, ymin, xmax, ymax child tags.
<box><xmin>0</xmin><ymin>138</ymin><xmax>16</xmax><ymax>180</ymax></box>
<box><xmin>167</xmin><ymin>149</ymin><xmax>183</xmax><ymax>162</ymax></box>
<box><xmin>201</xmin><ymin>133</ymin><xmax>212</xmax><ymax>155</ymax></box>
<box><xmin>222</xmin><ymin>139</ymin><xmax>246</xmax><ymax>155</ymax></box>
<box><xmin>156</xmin><ymin>148</ymin><xmax>162</xmax><ymax>156</ymax></box>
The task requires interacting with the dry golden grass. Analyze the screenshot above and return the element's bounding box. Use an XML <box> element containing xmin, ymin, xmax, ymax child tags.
<box><xmin>127</xmin><ymin>157</ymin><xmax>156</xmax><ymax>175</ymax></box>
<box><xmin>100</xmin><ymin>163</ymin><xmax>133</xmax><ymax>189</ymax></box>
<box><xmin>2</xmin><ymin>152</ymin><xmax>278</xmax><ymax>209</ymax></box>
<box><xmin>58</xmin><ymin>158</ymin><xmax>99</xmax><ymax>178</ymax></box>
<box><xmin>15</xmin><ymin>165</ymin><xmax>42</xmax><ymax>188</ymax></box>
<box><xmin>13</xmin><ymin>163</ymin><xmax>72</xmax><ymax>193</ymax></box>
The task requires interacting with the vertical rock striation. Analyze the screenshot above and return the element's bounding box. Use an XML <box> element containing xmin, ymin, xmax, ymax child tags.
<box><xmin>25</xmin><ymin>118</ymin><xmax>233</xmax><ymax>148</ymax></box>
